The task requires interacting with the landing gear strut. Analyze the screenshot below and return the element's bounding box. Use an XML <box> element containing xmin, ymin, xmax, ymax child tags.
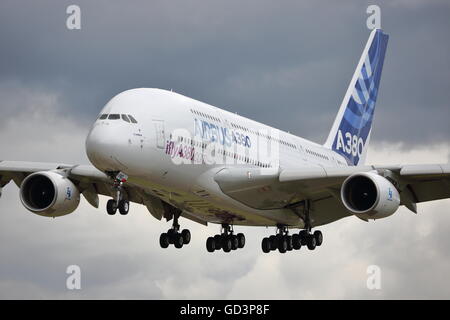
<box><xmin>159</xmin><ymin>208</ymin><xmax>191</xmax><ymax>249</ymax></box>
<box><xmin>106</xmin><ymin>172</ymin><xmax>129</xmax><ymax>216</ymax></box>
<box><xmin>298</xmin><ymin>200</ymin><xmax>323</xmax><ymax>250</ymax></box>
<box><xmin>206</xmin><ymin>224</ymin><xmax>245</xmax><ymax>253</ymax></box>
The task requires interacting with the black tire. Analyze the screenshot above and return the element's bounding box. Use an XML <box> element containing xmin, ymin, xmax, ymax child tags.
<box><xmin>307</xmin><ymin>234</ymin><xmax>316</xmax><ymax>250</ymax></box>
<box><xmin>292</xmin><ymin>234</ymin><xmax>301</xmax><ymax>250</ymax></box>
<box><xmin>167</xmin><ymin>229</ymin><xmax>175</xmax><ymax>244</ymax></box>
<box><xmin>278</xmin><ymin>236</ymin><xmax>287</xmax><ymax>253</ymax></box>
<box><xmin>220</xmin><ymin>235</ymin><xmax>228</xmax><ymax>249</ymax></box>
<box><xmin>174</xmin><ymin>233</ymin><xmax>184</xmax><ymax>249</ymax></box>
<box><xmin>237</xmin><ymin>233</ymin><xmax>245</xmax><ymax>248</ymax></box>
<box><xmin>286</xmin><ymin>235</ymin><xmax>293</xmax><ymax>251</ymax></box>
<box><xmin>314</xmin><ymin>230</ymin><xmax>323</xmax><ymax>246</ymax></box>
<box><xmin>206</xmin><ymin>237</ymin><xmax>215</xmax><ymax>252</ymax></box>
<box><xmin>106</xmin><ymin>199</ymin><xmax>117</xmax><ymax>215</ymax></box>
<box><xmin>118</xmin><ymin>200</ymin><xmax>129</xmax><ymax>215</ymax></box>
<box><xmin>222</xmin><ymin>237</ymin><xmax>232</xmax><ymax>253</ymax></box>
<box><xmin>159</xmin><ymin>233</ymin><xmax>169</xmax><ymax>249</ymax></box>
<box><xmin>181</xmin><ymin>229</ymin><xmax>191</xmax><ymax>244</ymax></box>
<box><xmin>261</xmin><ymin>238</ymin><xmax>271</xmax><ymax>253</ymax></box>
<box><xmin>299</xmin><ymin>230</ymin><xmax>309</xmax><ymax>245</ymax></box>
<box><xmin>214</xmin><ymin>235</ymin><xmax>222</xmax><ymax>250</ymax></box>
<box><xmin>269</xmin><ymin>235</ymin><xmax>277</xmax><ymax>251</ymax></box>
<box><xmin>231</xmin><ymin>235</ymin><xmax>239</xmax><ymax>250</ymax></box>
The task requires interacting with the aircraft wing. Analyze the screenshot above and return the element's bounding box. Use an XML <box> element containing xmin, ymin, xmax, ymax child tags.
<box><xmin>214</xmin><ymin>164</ymin><xmax>450</xmax><ymax>225</ymax></box>
<box><xmin>0</xmin><ymin>160</ymin><xmax>208</xmax><ymax>225</ymax></box>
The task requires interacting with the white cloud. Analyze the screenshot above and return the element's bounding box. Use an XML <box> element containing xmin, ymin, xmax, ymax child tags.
<box><xmin>366</xmin><ymin>142</ymin><xmax>449</xmax><ymax>165</ymax></box>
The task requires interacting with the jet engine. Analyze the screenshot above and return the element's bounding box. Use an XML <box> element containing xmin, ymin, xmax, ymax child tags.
<box><xmin>341</xmin><ymin>172</ymin><xmax>400</xmax><ymax>220</ymax></box>
<box><xmin>19</xmin><ymin>171</ymin><xmax>80</xmax><ymax>217</ymax></box>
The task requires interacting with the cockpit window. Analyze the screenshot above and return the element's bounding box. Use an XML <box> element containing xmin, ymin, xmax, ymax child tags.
<box><xmin>128</xmin><ymin>115</ymin><xmax>138</xmax><ymax>123</ymax></box>
<box><xmin>121</xmin><ymin>114</ymin><xmax>130</xmax><ymax>123</ymax></box>
<box><xmin>108</xmin><ymin>114</ymin><xmax>120</xmax><ymax>120</ymax></box>
<box><xmin>99</xmin><ymin>114</ymin><xmax>108</xmax><ymax>120</ymax></box>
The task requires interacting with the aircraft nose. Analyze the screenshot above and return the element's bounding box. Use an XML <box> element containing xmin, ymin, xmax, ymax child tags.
<box><xmin>85</xmin><ymin>123</ymin><xmax>117</xmax><ymax>170</ymax></box>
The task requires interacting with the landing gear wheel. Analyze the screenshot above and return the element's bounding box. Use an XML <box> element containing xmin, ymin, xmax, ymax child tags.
<box><xmin>269</xmin><ymin>235</ymin><xmax>277</xmax><ymax>251</ymax></box>
<box><xmin>174</xmin><ymin>233</ymin><xmax>184</xmax><ymax>249</ymax></box>
<box><xmin>118</xmin><ymin>199</ymin><xmax>129</xmax><ymax>215</ymax></box>
<box><xmin>222</xmin><ymin>237</ymin><xmax>232</xmax><ymax>253</ymax></box>
<box><xmin>262</xmin><ymin>238</ymin><xmax>271</xmax><ymax>253</ymax></box>
<box><xmin>181</xmin><ymin>229</ymin><xmax>191</xmax><ymax>244</ymax></box>
<box><xmin>167</xmin><ymin>229</ymin><xmax>176</xmax><ymax>244</ymax></box>
<box><xmin>159</xmin><ymin>233</ymin><xmax>169</xmax><ymax>249</ymax></box>
<box><xmin>106</xmin><ymin>199</ymin><xmax>117</xmax><ymax>215</ymax></box>
<box><xmin>278</xmin><ymin>236</ymin><xmax>287</xmax><ymax>253</ymax></box>
<box><xmin>299</xmin><ymin>230</ymin><xmax>309</xmax><ymax>246</ymax></box>
<box><xmin>214</xmin><ymin>235</ymin><xmax>222</xmax><ymax>250</ymax></box>
<box><xmin>286</xmin><ymin>235</ymin><xmax>293</xmax><ymax>251</ymax></box>
<box><xmin>292</xmin><ymin>234</ymin><xmax>301</xmax><ymax>250</ymax></box>
<box><xmin>230</xmin><ymin>235</ymin><xmax>239</xmax><ymax>250</ymax></box>
<box><xmin>314</xmin><ymin>230</ymin><xmax>323</xmax><ymax>246</ymax></box>
<box><xmin>237</xmin><ymin>233</ymin><xmax>245</xmax><ymax>248</ymax></box>
<box><xmin>206</xmin><ymin>237</ymin><xmax>215</xmax><ymax>252</ymax></box>
<box><xmin>306</xmin><ymin>234</ymin><xmax>317</xmax><ymax>250</ymax></box>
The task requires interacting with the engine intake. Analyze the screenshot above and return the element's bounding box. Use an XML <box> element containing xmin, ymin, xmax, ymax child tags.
<box><xmin>20</xmin><ymin>171</ymin><xmax>80</xmax><ymax>217</ymax></box>
<box><xmin>341</xmin><ymin>172</ymin><xmax>400</xmax><ymax>220</ymax></box>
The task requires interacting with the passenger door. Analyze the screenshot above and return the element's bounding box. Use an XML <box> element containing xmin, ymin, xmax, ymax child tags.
<box><xmin>153</xmin><ymin>119</ymin><xmax>166</xmax><ymax>149</ymax></box>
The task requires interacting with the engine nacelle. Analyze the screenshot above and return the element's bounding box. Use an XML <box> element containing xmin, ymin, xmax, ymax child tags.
<box><xmin>19</xmin><ymin>171</ymin><xmax>80</xmax><ymax>217</ymax></box>
<box><xmin>341</xmin><ymin>172</ymin><xmax>400</xmax><ymax>220</ymax></box>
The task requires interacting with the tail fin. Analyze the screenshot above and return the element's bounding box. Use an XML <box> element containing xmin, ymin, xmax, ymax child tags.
<box><xmin>324</xmin><ymin>29</ymin><xmax>389</xmax><ymax>166</ymax></box>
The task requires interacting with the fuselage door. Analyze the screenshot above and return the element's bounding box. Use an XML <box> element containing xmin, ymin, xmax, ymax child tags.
<box><xmin>153</xmin><ymin>119</ymin><xmax>166</xmax><ymax>149</ymax></box>
<box><xmin>297</xmin><ymin>143</ymin><xmax>308</xmax><ymax>162</ymax></box>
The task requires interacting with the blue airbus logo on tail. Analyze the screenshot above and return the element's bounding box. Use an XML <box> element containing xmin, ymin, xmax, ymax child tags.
<box><xmin>331</xmin><ymin>29</ymin><xmax>388</xmax><ymax>166</ymax></box>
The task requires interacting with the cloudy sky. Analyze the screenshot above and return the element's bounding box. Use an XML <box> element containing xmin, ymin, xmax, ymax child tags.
<box><xmin>0</xmin><ymin>0</ymin><xmax>449</xmax><ymax>299</ymax></box>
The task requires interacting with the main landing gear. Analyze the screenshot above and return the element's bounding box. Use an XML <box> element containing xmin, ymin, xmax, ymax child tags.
<box><xmin>262</xmin><ymin>200</ymin><xmax>324</xmax><ymax>253</ymax></box>
<box><xmin>159</xmin><ymin>208</ymin><xmax>191</xmax><ymax>249</ymax></box>
<box><xmin>206</xmin><ymin>224</ymin><xmax>245</xmax><ymax>253</ymax></box>
<box><xmin>261</xmin><ymin>225</ymin><xmax>294</xmax><ymax>253</ymax></box>
<box><xmin>106</xmin><ymin>172</ymin><xmax>130</xmax><ymax>215</ymax></box>
<box><xmin>261</xmin><ymin>226</ymin><xmax>323</xmax><ymax>254</ymax></box>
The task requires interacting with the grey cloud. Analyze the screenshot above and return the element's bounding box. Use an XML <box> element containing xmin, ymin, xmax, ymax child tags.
<box><xmin>0</xmin><ymin>1</ymin><xmax>449</xmax><ymax>145</ymax></box>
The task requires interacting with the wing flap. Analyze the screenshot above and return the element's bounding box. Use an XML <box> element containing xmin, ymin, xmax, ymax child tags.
<box><xmin>0</xmin><ymin>160</ymin><xmax>72</xmax><ymax>173</ymax></box>
<box><xmin>400</xmin><ymin>164</ymin><xmax>450</xmax><ymax>177</ymax></box>
<box><xmin>396</xmin><ymin>164</ymin><xmax>450</xmax><ymax>203</ymax></box>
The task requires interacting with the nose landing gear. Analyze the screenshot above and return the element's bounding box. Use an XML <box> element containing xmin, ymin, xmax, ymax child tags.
<box><xmin>106</xmin><ymin>172</ymin><xmax>130</xmax><ymax>215</ymax></box>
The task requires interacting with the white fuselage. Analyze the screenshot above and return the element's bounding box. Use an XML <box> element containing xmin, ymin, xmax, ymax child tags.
<box><xmin>85</xmin><ymin>88</ymin><xmax>349</xmax><ymax>227</ymax></box>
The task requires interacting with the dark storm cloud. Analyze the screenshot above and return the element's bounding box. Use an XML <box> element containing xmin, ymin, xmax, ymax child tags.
<box><xmin>0</xmin><ymin>0</ymin><xmax>449</xmax><ymax>145</ymax></box>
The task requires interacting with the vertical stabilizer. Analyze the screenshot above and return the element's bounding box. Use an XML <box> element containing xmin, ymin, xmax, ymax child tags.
<box><xmin>324</xmin><ymin>29</ymin><xmax>389</xmax><ymax>166</ymax></box>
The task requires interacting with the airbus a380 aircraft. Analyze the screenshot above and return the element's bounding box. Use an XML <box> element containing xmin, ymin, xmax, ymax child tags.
<box><xmin>1</xmin><ymin>29</ymin><xmax>449</xmax><ymax>254</ymax></box>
